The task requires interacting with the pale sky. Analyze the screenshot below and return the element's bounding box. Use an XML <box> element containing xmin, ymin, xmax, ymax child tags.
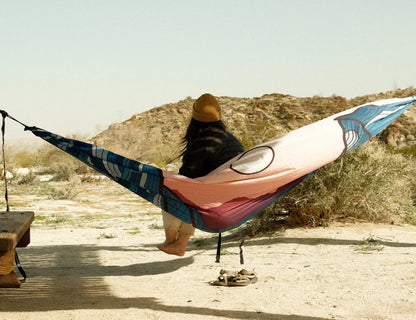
<box><xmin>1</xmin><ymin>0</ymin><xmax>416</xmax><ymax>141</ymax></box>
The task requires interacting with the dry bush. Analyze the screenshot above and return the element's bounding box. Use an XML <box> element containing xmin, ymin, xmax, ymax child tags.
<box><xmin>244</xmin><ymin>140</ymin><xmax>416</xmax><ymax>235</ymax></box>
<box><xmin>3</xmin><ymin>134</ymin><xmax>93</xmax><ymax>182</ymax></box>
<box><xmin>11</xmin><ymin>151</ymin><xmax>38</xmax><ymax>168</ymax></box>
<box><xmin>36</xmin><ymin>144</ymin><xmax>91</xmax><ymax>181</ymax></box>
<box><xmin>44</xmin><ymin>178</ymin><xmax>82</xmax><ymax>200</ymax></box>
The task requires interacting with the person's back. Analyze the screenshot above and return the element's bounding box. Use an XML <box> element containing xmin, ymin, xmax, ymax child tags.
<box><xmin>158</xmin><ymin>93</ymin><xmax>244</xmax><ymax>256</ymax></box>
<box><xmin>179</xmin><ymin>120</ymin><xmax>244</xmax><ymax>178</ymax></box>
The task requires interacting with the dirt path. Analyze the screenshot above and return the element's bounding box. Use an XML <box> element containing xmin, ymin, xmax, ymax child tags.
<box><xmin>1</xmin><ymin>182</ymin><xmax>416</xmax><ymax>319</ymax></box>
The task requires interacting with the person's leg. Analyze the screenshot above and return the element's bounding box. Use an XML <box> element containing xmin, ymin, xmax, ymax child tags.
<box><xmin>157</xmin><ymin>211</ymin><xmax>181</xmax><ymax>252</ymax></box>
<box><xmin>160</xmin><ymin>222</ymin><xmax>195</xmax><ymax>256</ymax></box>
<box><xmin>162</xmin><ymin>228</ymin><xmax>177</xmax><ymax>245</ymax></box>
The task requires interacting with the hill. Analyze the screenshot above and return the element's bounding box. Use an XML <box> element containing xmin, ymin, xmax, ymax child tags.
<box><xmin>6</xmin><ymin>88</ymin><xmax>416</xmax><ymax>229</ymax></box>
<box><xmin>92</xmin><ymin>88</ymin><xmax>416</xmax><ymax>167</ymax></box>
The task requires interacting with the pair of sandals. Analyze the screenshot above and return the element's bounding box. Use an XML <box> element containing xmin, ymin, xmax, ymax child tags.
<box><xmin>209</xmin><ymin>269</ymin><xmax>258</xmax><ymax>287</ymax></box>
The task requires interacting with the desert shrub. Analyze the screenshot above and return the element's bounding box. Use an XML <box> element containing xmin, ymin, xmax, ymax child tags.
<box><xmin>395</xmin><ymin>144</ymin><xmax>416</xmax><ymax>158</ymax></box>
<box><xmin>244</xmin><ymin>140</ymin><xmax>416</xmax><ymax>234</ymax></box>
<box><xmin>150</xmin><ymin>157</ymin><xmax>167</xmax><ymax>169</ymax></box>
<box><xmin>239</xmin><ymin>118</ymin><xmax>283</xmax><ymax>150</ymax></box>
<box><xmin>36</xmin><ymin>143</ymin><xmax>90</xmax><ymax>181</ymax></box>
<box><xmin>16</xmin><ymin>170</ymin><xmax>37</xmax><ymax>185</ymax></box>
<box><xmin>43</xmin><ymin>177</ymin><xmax>82</xmax><ymax>200</ymax></box>
<box><xmin>2</xmin><ymin>135</ymin><xmax>92</xmax><ymax>182</ymax></box>
<box><xmin>13</xmin><ymin>151</ymin><xmax>38</xmax><ymax>168</ymax></box>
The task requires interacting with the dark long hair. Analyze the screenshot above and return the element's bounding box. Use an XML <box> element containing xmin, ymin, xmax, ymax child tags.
<box><xmin>181</xmin><ymin>118</ymin><xmax>226</xmax><ymax>156</ymax></box>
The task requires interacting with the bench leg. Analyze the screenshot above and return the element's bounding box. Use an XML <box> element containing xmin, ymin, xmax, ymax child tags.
<box><xmin>0</xmin><ymin>250</ymin><xmax>15</xmax><ymax>274</ymax></box>
<box><xmin>0</xmin><ymin>250</ymin><xmax>21</xmax><ymax>288</ymax></box>
<box><xmin>0</xmin><ymin>271</ymin><xmax>21</xmax><ymax>288</ymax></box>
<box><xmin>17</xmin><ymin>228</ymin><xmax>31</xmax><ymax>248</ymax></box>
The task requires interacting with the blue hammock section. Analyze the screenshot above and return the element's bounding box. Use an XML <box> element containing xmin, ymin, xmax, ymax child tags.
<box><xmin>25</xmin><ymin>127</ymin><xmax>210</xmax><ymax>229</ymax></box>
<box><xmin>24</xmin><ymin>96</ymin><xmax>415</xmax><ymax>233</ymax></box>
<box><xmin>335</xmin><ymin>98</ymin><xmax>414</xmax><ymax>155</ymax></box>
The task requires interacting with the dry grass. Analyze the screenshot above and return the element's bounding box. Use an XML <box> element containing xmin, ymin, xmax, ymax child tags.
<box><xmin>244</xmin><ymin>139</ymin><xmax>416</xmax><ymax>235</ymax></box>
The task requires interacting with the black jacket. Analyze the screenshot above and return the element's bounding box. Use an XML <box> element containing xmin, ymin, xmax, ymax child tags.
<box><xmin>179</xmin><ymin>126</ymin><xmax>244</xmax><ymax>179</ymax></box>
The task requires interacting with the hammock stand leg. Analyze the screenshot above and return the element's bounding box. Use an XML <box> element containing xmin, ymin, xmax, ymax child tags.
<box><xmin>239</xmin><ymin>239</ymin><xmax>245</xmax><ymax>265</ymax></box>
<box><xmin>215</xmin><ymin>233</ymin><xmax>221</xmax><ymax>263</ymax></box>
<box><xmin>215</xmin><ymin>233</ymin><xmax>246</xmax><ymax>265</ymax></box>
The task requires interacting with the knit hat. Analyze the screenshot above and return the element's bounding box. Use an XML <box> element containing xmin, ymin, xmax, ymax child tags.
<box><xmin>192</xmin><ymin>93</ymin><xmax>221</xmax><ymax>122</ymax></box>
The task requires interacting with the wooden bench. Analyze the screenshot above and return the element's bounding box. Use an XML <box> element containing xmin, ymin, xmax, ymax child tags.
<box><xmin>0</xmin><ymin>211</ymin><xmax>34</xmax><ymax>288</ymax></box>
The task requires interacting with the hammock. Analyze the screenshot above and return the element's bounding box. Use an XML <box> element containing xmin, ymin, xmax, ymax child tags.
<box><xmin>7</xmin><ymin>96</ymin><xmax>416</xmax><ymax>233</ymax></box>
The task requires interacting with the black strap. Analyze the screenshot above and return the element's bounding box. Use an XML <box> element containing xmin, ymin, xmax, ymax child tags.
<box><xmin>215</xmin><ymin>232</ymin><xmax>222</xmax><ymax>263</ymax></box>
<box><xmin>215</xmin><ymin>233</ymin><xmax>246</xmax><ymax>265</ymax></box>
<box><xmin>239</xmin><ymin>239</ymin><xmax>245</xmax><ymax>265</ymax></box>
<box><xmin>1</xmin><ymin>111</ymin><xmax>9</xmax><ymax>211</ymax></box>
<box><xmin>14</xmin><ymin>250</ymin><xmax>27</xmax><ymax>283</ymax></box>
<box><xmin>215</xmin><ymin>233</ymin><xmax>246</xmax><ymax>264</ymax></box>
<box><xmin>1</xmin><ymin>110</ymin><xmax>28</xmax><ymax>282</ymax></box>
<box><xmin>0</xmin><ymin>109</ymin><xmax>29</xmax><ymax>211</ymax></box>
<box><xmin>0</xmin><ymin>109</ymin><xmax>28</xmax><ymax>128</ymax></box>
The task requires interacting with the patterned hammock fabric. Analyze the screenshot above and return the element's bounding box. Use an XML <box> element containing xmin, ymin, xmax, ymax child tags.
<box><xmin>26</xmin><ymin>96</ymin><xmax>416</xmax><ymax>233</ymax></box>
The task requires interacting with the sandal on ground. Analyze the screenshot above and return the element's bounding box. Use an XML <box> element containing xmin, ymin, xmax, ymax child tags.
<box><xmin>209</xmin><ymin>274</ymin><xmax>250</xmax><ymax>287</ymax></box>
<box><xmin>219</xmin><ymin>269</ymin><xmax>238</xmax><ymax>277</ymax></box>
<box><xmin>238</xmin><ymin>269</ymin><xmax>258</xmax><ymax>284</ymax></box>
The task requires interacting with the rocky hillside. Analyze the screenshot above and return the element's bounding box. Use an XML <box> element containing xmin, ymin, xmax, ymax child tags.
<box><xmin>92</xmin><ymin>88</ymin><xmax>416</xmax><ymax>167</ymax></box>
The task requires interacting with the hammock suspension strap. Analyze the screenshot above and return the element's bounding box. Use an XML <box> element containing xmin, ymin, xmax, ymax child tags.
<box><xmin>0</xmin><ymin>110</ymin><xmax>28</xmax><ymax>283</ymax></box>
<box><xmin>1</xmin><ymin>110</ymin><xmax>9</xmax><ymax>211</ymax></box>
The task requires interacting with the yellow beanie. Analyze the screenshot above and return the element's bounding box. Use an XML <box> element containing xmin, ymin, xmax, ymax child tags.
<box><xmin>192</xmin><ymin>93</ymin><xmax>221</xmax><ymax>122</ymax></box>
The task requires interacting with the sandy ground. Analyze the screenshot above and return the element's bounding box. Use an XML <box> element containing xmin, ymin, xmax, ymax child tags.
<box><xmin>1</xmin><ymin>181</ymin><xmax>416</xmax><ymax>320</ymax></box>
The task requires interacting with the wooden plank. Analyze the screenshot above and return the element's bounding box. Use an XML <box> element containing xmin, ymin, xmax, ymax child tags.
<box><xmin>0</xmin><ymin>211</ymin><xmax>34</xmax><ymax>251</ymax></box>
<box><xmin>0</xmin><ymin>250</ymin><xmax>15</xmax><ymax>275</ymax></box>
<box><xmin>0</xmin><ymin>271</ymin><xmax>21</xmax><ymax>288</ymax></box>
<box><xmin>0</xmin><ymin>226</ymin><xmax>18</xmax><ymax>251</ymax></box>
<box><xmin>17</xmin><ymin>228</ymin><xmax>31</xmax><ymax>248</ymax></box>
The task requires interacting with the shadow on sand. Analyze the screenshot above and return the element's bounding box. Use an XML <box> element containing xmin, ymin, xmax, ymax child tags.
<box><xmin>184</xmin><ymin>230</ymin><xmax>416</xmax><ymax>253</ymax></box>
<box><xmin>0</xmin><ymin>244</ymin><xmax>330</xmax><ymax>320</ymax></box>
